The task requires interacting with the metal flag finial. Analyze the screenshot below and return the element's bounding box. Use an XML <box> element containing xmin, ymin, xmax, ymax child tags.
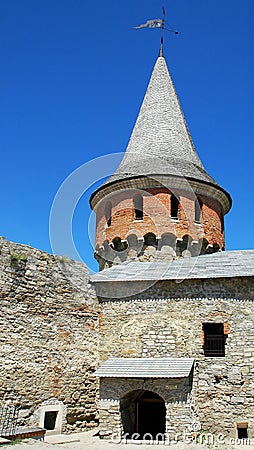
<box><xmin>133</xmin><ymin>6</ymin><xmax>178</xmax><ymax>53</ymax></box>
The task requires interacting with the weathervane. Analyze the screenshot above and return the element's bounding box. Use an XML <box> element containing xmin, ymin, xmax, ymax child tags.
<box><xmin>133</xmin><ymin>7</ymin><xmax>178</xmax><ymax>55</ymax></box>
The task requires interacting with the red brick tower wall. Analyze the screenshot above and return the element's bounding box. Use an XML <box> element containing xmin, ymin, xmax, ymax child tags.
<box><xmin>94</xmin><ymin>188</ymin><xmax>224</xmax><ymax>269</ymax></box>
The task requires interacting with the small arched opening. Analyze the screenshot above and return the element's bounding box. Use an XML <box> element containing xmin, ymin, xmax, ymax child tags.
<box><xmin>144</xmin><ymin>233</ymin><xmax>157</xmax><ymax>249</ymax></box>
<box><xmin>112</xmin><ymin>237</ymin><xmax>128</xmax><ymax>252</ymax></box>
<box><xmin>120</xmin><ymin>389</ymin><xmax>166</xmax><ymax>440</ymax></box>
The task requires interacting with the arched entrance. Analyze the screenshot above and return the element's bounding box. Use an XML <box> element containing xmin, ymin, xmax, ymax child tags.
<box><xmin>120</xmin><ymin>390</ymin><xmax>166</xmax><ymax>440</ymax></box>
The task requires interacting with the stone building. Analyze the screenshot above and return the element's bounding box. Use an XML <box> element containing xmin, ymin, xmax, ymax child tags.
<box><xmin>90</xmin><ymin>50</ymin><xmax>254</xmax><ymax>443</ymax></box>
<box><xmin>0</xmin><ymin>48</ymin><xmax>253</xmax><ymax>443</ymax></box>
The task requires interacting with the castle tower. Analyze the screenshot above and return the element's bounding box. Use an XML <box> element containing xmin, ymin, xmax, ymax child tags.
<box><xmin>90</xmin><ymin>53</ymin><xmax>231</xmax><ymax>270</ymax></box>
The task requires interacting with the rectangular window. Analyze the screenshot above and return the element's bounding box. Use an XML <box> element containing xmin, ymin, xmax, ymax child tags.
<box><xmin>203</xmin><ymin>323</ymin><xmax>225</xmax><ymax>357</ymax></box>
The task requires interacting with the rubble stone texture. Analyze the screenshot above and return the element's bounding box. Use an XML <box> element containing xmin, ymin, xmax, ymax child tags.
<box><xmin>0</xmin><ymin>236</ymin><xmax>253</xmax><ymax>439</ymax></box>
<box><xmin>0</xmin><ymin>237</ymin><xmax>99</xmax><ymax>432</ymax></box>
<box><xmin>95</xmin><ymin>277</ymin><xmax>254</xmax><ymax>439</ymax></box>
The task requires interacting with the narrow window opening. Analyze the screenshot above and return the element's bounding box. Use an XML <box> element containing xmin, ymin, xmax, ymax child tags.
<box><xmin>44</xmin><ymin>411</ymin><xmax>58</xmax><ymax>430</ymax></box>
<box><xmin>171</xmin><ymin>194</ymin><xmax>179</xmax><ymax>219</ymax></box>
<box><xmin>195</xmin><ymin>197</ymin><xmax>202</xmax><ymax>223</ymax></box>
<box><xmin>134</xmin><ymin>194</ymin><xmax>143</xmax><ymax>220</ymax></box>
<box><xmin>105</xmin><ymin>201</ymin><xmax>112</xmax><ymax>227</ymax></box>
<box><xmin>203</xmin><ymin>323</ymin><xmax>225</xmax><ymax>357</ymax></box>
<box><xmin>237</xmin><ymin>424</ymin><xmax>248</xmax><ymax>439</ymax></box>
<box><xmin>221</xmin><ymin>209</ymin><xmax>224</xmax><ymax>233</ymax></box>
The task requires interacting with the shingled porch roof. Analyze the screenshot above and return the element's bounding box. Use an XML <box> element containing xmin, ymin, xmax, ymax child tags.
<box><xmin>94</xmin><ymin>357</ymin><xmax>194</xmax><ymax>378</ymax></box>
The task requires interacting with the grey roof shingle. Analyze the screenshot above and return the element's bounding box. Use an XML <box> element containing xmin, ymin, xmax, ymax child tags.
<box><xmin>90</xmin><ymin>56</ymin><xmax>231</xmax><ymax>211</ymax></box>
<box><xmin>105</xmin><ymin>56</ymin><xmax>207</xmax><ymax>181</ymax></box>
<box><xmin>94</xmin><ymin>357</ymin><xmax>194</xmax><ymax>378</ymax></box>
<box><xmin>91</xmin><ymin>250</ymin><xmax>254</xmax><ymax>283</ymax></box>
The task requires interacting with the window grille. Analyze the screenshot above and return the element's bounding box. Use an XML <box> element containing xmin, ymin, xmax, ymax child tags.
<box><xmin>203</xmin><ymin>323</ymin><xmax>225</xmax><ymax>357</ymax></box>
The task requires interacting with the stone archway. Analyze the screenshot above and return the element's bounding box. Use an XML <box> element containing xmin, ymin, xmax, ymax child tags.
<box><xmin>120</xmin><ymin>389</ymin><xmax>166</xmax><ymax>440</ymax></box>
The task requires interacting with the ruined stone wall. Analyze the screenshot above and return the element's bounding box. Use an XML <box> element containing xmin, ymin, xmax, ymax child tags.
<box><xmin>97</xmin><ymin>276</ymin><xmax>254</xmax><ymax>439</ymax></box>
<box><xmin>0</xmin><ymin>237</ymin><xmax>100</xmax><ymax>432</ymax></box>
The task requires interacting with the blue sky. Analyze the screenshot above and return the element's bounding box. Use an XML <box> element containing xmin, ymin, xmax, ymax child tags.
<box><xmin>0</xmin><ymin>0</ymin><xmax>253</xmax><ymax>273</ymax></box>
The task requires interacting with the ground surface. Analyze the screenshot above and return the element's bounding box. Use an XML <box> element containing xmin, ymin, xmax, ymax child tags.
<box><xmin>0</xmin><ymin>429</ymin><xmax>253</xmax><ymax>449</ymax></box>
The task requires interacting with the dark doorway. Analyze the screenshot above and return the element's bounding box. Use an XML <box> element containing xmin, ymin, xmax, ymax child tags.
<box><xmin>137</xmin><ymin>391</ymin><xmax>166</xmax><ymax>439</ymax></box>
<box><xmin>44</xmin><ymin>411</ymin><xmax>58</xmax><ymax>430</ymax></box>
<box><xmin>120</xmin><ymin>390</ymin><xmax>166</xmax><ymax>440</ymax></box>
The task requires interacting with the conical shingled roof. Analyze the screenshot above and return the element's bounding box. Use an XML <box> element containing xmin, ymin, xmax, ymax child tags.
<box><xmin>90</xmin><ymin>54</ymin><xmax>231</xmax><ymax>212</ymax></box>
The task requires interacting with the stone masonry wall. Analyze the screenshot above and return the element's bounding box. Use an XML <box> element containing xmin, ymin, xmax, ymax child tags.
<box><xmin>99</xmin><ymin>377</ymin><xmax>196</xmax><ymax>440</ymax></box>
<box><xmin>97</xmin><ymin>276</ymin><xmax>254</xmax><ymax>439</ymax></box>
<box><xmin>0</xmin><ymin>237</ymin><xmax>100</xmax><ymax>433</ymax></box>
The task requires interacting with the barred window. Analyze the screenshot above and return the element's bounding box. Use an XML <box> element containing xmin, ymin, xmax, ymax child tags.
<box><xmin>203</xmin><ymin>323</ymin><xmax>225</xmax><ymax>357</ymax></box>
